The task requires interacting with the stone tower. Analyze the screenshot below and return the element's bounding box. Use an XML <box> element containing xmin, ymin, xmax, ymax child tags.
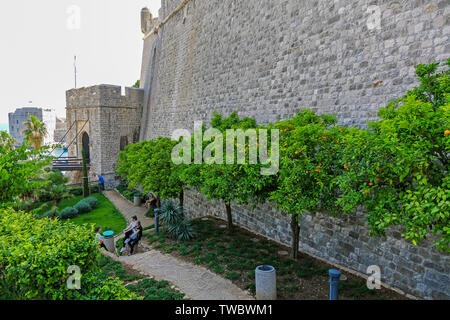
<box><xmin>65</xmin><ymin>85</ymin><xmax>144</xmax><ymax>188</ymax></box>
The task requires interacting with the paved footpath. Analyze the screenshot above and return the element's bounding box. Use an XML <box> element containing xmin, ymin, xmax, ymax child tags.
<box><xmin>104</xmin><ymin>190</ymin><xmax>253</xmax><ymax>300</ymax></box>
<box><xmin>104</xmin><ymin>190</ymin><xmax>154</xmax><ymax>230</ymax></box>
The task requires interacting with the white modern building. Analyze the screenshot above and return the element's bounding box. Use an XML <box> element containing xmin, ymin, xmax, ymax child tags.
<box><xmin>8</xmin><ymin>107</ymin><xmax>56</xmax><ymax>146</ymax></box>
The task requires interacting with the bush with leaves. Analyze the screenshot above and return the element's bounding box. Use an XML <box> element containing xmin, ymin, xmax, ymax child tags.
<box><xmin>84</xmin><ymin>196</ymin><xmax>98</xmax><ymax>209</ymax></box>
<box><xmin>58</xmin><ymin>207</ymin><xmax>79</xmax><ymax>220</ymax></box>
<box><xmin>74</xmin><ymin>200</ymin><xmax>92</xmax><ymax>214</ymax></box>
<box><xmin>178</xmin><ymin>112</ymin><xmax>275</xmax><ymax>230</ymax></box>
<box><xmin>167</xmin><ymin>219</ymin><xmax>196</xmax><ymax>241</ymax></box>
<box><xmin>117</xmin><ymin>138</ymin><xmax>184</xmax><ymax>207</ymax></box>
<box><xmin>0</xmin><ymin>132</ymin><xmax>51</xmax><ymax>208</ymax></box>
<box><xmin>159</xmin><ymin>201</ymin><xmax>196</xmax><ymax>241</ymax></box>
<box><xmin>0</xmin><ymin>208</ymin><xmax>139</xmax><ymax>300</ymax></box>
<box><xmin>335</xmin><ymin>60</ymin><xmax>450</xmax><ymax>252</ymax></box>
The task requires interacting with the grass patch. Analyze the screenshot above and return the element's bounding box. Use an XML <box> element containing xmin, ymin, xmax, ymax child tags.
<box><xmin>60</xmin><ymin>194</ymin><xmax>126</xmax><ymax>234</ymax></box>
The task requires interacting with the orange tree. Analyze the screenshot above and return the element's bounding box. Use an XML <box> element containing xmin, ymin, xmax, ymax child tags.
<box><xmin>179</xmin><ymin>112</ymin><xmax>276</xmax><ymax>230</ymax></box>
<box><xmin>335</xmin><ymin>60</ymin><xmax>450</xmax><ymax>252</ymax></box>
<box><xmin>269</xmin><ymin>110</ymin><xmax>349</xmax><ymax>259</ymax></box>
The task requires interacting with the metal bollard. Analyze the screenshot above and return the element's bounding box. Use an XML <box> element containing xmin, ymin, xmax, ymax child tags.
<box><xmin>154</xmin><ymin>209</ymin><xmax>160</xmax><ymax>233</ymax></box>
<box><xmin>329</xmin><ymin>269</ymin><xmax>341</xmax><ymax>300</ymax></box>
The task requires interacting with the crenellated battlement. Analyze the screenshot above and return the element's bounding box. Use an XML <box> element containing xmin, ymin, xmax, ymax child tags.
<box><xmin>66</xmin><ymin>85</ymin><xmax>144</xmax><ymax>109</ymax></box>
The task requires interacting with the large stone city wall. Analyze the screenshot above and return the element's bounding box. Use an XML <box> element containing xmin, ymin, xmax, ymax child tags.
<box><xmin>138</xmin><ymin>0</ymin><xmax>450</xmax><ymax>299</ymax></box>
<box><xmin>142</xmin><ymin>0</ymin><xmax>449</xmax><ymax>140</ymax></box>
<box><xmin>66</xmin><ymin>85</ymin><xmax>144</xmax><ymax>188</ymax></box>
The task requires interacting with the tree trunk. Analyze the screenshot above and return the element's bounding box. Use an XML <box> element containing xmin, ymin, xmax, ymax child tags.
<box><xmin>225</xmin><ymin>202</ymin><xmax>233</xmax><ymax>230</ymax></box>
<box><xmin>179</xmin><ymin>189</ymin><xmax>184</xmax><ymax>208</ymax></box>
<box><xmin>291</xmin><ymin>215</ymin><xmax>300</xmax><ymax>260</ymax></box>
<box><xmin>81</xmin><ymin>146</ymin><xmax>90</xmax><ymax>198</ymax></box>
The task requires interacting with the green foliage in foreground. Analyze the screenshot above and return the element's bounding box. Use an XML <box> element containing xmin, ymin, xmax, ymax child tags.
<box><xmin>0</xmin><ymin>209</ymin><xmax>138</xmax><ymax>300</ymax></box>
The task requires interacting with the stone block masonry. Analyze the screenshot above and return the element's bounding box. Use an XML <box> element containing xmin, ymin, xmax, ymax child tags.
<box><xmin>138</xmin><ymin>0</ymin><xmax>450</xmax><ymax>299</ymax></box>
<box><xmin>66</xmin><ymin>85</ymin><xmax>144</xmax><ymax>188</ymax></box>
<box><xmin>183</xmin><ymin>189</ymin><xmax>449</xmax><ymax>300</ymax></box>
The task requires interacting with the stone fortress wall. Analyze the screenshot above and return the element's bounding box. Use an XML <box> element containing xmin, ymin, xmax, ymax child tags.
<box><xmin>66</xmin><ymin>85</ymin><xmax>144</xmax><ymax>188</ymax></box>
<box><xmin>137</xmin><ymin>0</ymin><xmax>450</xmax><ymax>299</ymax></box>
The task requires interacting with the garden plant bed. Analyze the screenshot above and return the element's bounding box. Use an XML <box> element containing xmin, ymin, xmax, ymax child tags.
<box><xmin>98</xmin><ymin>254</ymin><xmax>187</xmax><ymax>300</ymax></box>
<box><xmin>59</xmin><ymin>194</ymin><xmax>127</xmax><ymax>234</ymax></box>
<box><xmin>145</xmin><ymin>217</ymin><xmax>408</xmax><ymax>300</ymax></box>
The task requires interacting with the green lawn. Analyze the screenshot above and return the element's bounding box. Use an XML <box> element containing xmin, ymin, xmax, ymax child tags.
<box><xmin>59</xmin><ymin>194</ymin><xmax>126</xmax><ymax>234</ymax></box>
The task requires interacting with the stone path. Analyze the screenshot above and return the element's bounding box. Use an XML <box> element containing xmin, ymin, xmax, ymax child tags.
<box><xmin>103</xmin><ymin>189</ymin><xmax>253</xmax><ymax>300</ymax></box>
<box><xmin>104</xmin><ymin>190</ymin><xmax>154</xmax><ymax>231</ymax></box>
<box><xmin>103</xmin><ymin>250</ymin><xmax>254</xmax><ymax>300</ymax></box>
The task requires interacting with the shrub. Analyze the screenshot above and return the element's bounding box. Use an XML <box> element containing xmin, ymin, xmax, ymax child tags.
<box><xmin>90</xmin><ymin>184</ymin><xmax>99</xmax><ymax>194</ymax></box>
<box><xmin>167</xmin><ymin>219</ymin><xmax>196</xmax><ymax>241</ymax></box>
<box><xmin>42</xmin><ymin>209</ymin><xmax>59</xmax><ymax>219</ymax></box>
<box><xmin>84</xmin><ymin>196</ymin><xmax>98</xmax><ymax>209</ymax></box>
<box><xmin>59</xmin><ymin>207</ymin><xmax>79</xmax><ymax>220</ymax></box>
<box><xmin>160</xmin><ymin>201</ymin><xmax>184</xmax><ymax>226</ymax></box>
<box><xmin>74</xmin><ymin>200</ymin><xmax>92</xmax><ymax>214</ymax></box>
<box><xmin>69</xmin><ymin>187</ymin><xmax>83</xmax><ymax>196</ymax></box>
<box><xmin>0</xmin><ymin>208</ymin><xmax>139</xmax><ymax>300</ymax></box>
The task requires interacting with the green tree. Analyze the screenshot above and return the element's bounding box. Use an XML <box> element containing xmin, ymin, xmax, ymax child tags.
<box><xmin>0</xmin><ymin>131</ymin><xmax>16</xmax><ymax>148</ymax></box>
<box><xmin>117</xmin><ymin>137</ymin><xmax>184</xmax><ymax>207</ymax></box>
<box><xmin>0</xmin><ymin>132</ymin><xmax>51</xmax><ymax>208</ymax></box>
<box><xmin>192</xmin><ymin>112</ymin><xmax>275</xmax><ymax>230</ymax></box>
<box><xmin>270</xmin><ymin>110</ymin><xmax>347</xmax><ymax>259</ymax></box>
<box><xmin>335</xmin><ymin>60</ymin><xmax>450</xmax><ymax>252</ymax></box>
<box><xmin>21</xmin><ymin>115</ymin><xmax>47</xmax><ymax>149</ymax></box>
<box><xmin>82</xmin><ymin>145</ymin><xmax>90</xmax><ymax>198</ymax></box>
<box><xmin>33</xmin><ymin>169</ymin><xmax>70</xmax><ymax>217</ymax></box>
<box><xmin>132</xmin><ymin>80</ymin><xmax>140</xmax><ymax>88</ymax></box>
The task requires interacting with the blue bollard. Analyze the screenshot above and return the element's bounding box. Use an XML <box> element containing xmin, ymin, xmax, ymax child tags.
<box><xmin>329</xmin><ymin>269</ymin><xmax>341</xmax><ymax>300</ymax></box>
<box><xmin>154</xmin><ymin>209</ymin><xmax>160</xmax><ymax>233</ymax></box>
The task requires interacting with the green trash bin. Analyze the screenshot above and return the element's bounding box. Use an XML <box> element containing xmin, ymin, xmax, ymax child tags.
<box><xmin>103</xmin><ymin>230</ymin><xmax>115</xmax><ymax>252</ymax></box>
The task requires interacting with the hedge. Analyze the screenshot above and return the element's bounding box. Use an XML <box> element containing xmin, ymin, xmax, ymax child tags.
<box><xmin>58</xmin><ymin>207</ymin><xmax>79</xmax><ymax>220</ymax></box>
<box><xmin>74</xmin><ymin>200</ymin><xmax>92</xmax><ymax>214</ymax></box>
<box><xmin>0</xmin><ymin>208</ymin><xmax>139</xmax><ymax>300</ymax></box>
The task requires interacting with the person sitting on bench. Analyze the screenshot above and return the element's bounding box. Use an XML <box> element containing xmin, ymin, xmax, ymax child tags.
<box><xmin>128</xmin><ymin>221</ymin><xmax>143</xmax><ymax>255</ymax></box>
<box><xmin>145</xmin><ymin>193</ymin><xmax>157</xmax><ymax>210</ymax></box>
<box><xmin>120</xmin><ymin>216</ymin><xmax>138</xmax><ymax>253</ymax></box>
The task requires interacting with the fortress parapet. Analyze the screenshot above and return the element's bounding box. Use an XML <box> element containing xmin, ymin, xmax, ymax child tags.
<box><xmin>66</xmin><ymin>85</ymin><xmax>144</xmax><ymax>109</ymax></box>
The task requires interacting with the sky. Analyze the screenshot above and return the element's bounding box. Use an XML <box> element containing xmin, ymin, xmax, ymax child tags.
<box><xmin>0</xmin><ymin>0</ymin><xmax>161</xmax><ymax>124</ymax></box>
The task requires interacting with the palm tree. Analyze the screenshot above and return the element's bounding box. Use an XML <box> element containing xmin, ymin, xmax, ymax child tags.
<box><xmin>22</xmin><ymin>115</ymin><xmax>47</xmax><ymax>149</ymax></box>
